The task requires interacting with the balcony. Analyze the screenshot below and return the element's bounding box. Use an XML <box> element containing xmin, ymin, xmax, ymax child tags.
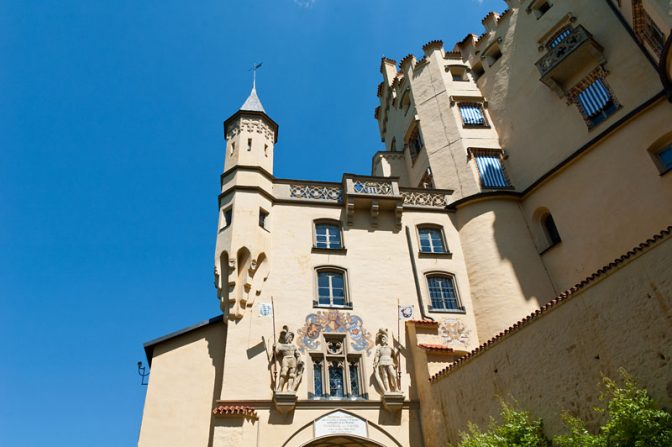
<box><xmin>535</xmin><ymin>25</ymin><xmax>606</xmax><ymax>95</ymax></box>
<box><xmin>342</xmin><ymin>175</ymin><xmax>403</xmax><ymax>228</ymax></box>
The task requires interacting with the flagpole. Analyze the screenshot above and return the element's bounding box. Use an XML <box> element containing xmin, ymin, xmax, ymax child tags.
<box><xmin>397</xmin><ymin>297</ymin><xmax>401</xmax><ymax>388</ymax></box>
<box><xmin>271</xmin><ymin>295</ymin><xmax>277</xmax><ymax>389</ymax></box>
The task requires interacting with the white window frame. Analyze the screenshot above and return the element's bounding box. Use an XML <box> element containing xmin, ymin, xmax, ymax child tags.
<box><xmin>314</xmin><ymin>267</ymin><xmax>350</xmax><ymax>308</ymax></box>
<box><xmin>313</xmin><ymin>220</ymin><xmax>344</xmax><ymax>250</ymax></box>
<box><xmin>417</xmin><ymin>225</ymin><xmax>448</xmax><ymax>254</ymax></box>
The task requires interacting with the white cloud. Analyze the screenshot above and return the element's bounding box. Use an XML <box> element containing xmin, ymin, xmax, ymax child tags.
<box><xmin>293</xmin><ymin>0</ymin><xmax>317</xmax><ymax>7</ymax></box>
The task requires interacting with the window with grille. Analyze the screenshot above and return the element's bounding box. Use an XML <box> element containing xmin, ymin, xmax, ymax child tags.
<box><xmin>418</xmin><ymin>227</ymin><xmax>447</xmax><ymax>254</ymax></box>
<box><xmin>316</xmin><ymin>269</ymin><xmax>347</xmax><ymax>307</ymax></box>
<box><xmin>472</xmin><ymin>150</ymin><xmax>510</xmax><ymax>188</ymax></box>
<box><xmin>576</xmin><ymin>78</ymin><xmax>618</xmax><ymax>128</ymax></box>
<box><xmin>459</xmin><ymin>103</ymin><xmax>487</xmax><ymax>127</ymax></box>
<box><xmin>314</xmin><ymin>222</ymin><xmax>343</xmax><ymax>249</ymax></box>
<box><xmin>309</xmin><ymin>334</ymin><xmax>364</xmax><ymax>400</ymax></box>
<box><xmin>427</xmin><ymin>274</ymin><xmax>463</xmax><ymax>311</ymax></box>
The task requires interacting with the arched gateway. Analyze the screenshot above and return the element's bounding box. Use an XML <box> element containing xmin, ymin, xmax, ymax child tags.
<box><xmin>302</xmin><ymin>435</ymin><xmax>385</xmax><ymax>447</ymax></box>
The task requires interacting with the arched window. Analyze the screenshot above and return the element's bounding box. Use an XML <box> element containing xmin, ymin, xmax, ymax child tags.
<box><xmin>426</xmin><ymin>274</ymin><xmax>462</xmax><ymax>311</ymax></box>
<box><xmin>417</xmin><ymin>225</ymin><xmax>447</xmax><ymax>254</ymax></box>
<box><xmin>542</xmin><ymin>213</ymin><xmax>562</xmax><ymax>247</ymax></box>
<box><xmin>314</xmin><ymin>221</ymin><xmax>343</xmax><ymax>249</ymax></box>
<box><xmin>316</xmin><ymin>268</ymin><xmax>348</xmax><ymax>307</ymax></box>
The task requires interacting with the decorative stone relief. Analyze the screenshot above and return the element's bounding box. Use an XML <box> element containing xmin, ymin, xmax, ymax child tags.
<box><xmin>439</xmin><ymin>318</ymin><xmax>470</xmax><ymax>347</ymax></box>
<box><xmin>352</xmin><ymin>180</ymin><xmax>393</xmax><ymax>195</ymax></box>
<box><xmin>289</xmin><ymin>184</ymin><xmax>343</xmax><ymax>202</ymax></box>
<box><xmin>297</xmin><ymin>310</ymin><xmax>374</xmax><ymax>355</ymax></box>
<box><xmin>400</xmin><ymin>190</ymin><xmax>447</xmax><ymax>207</ymax></box>
<box><xmin>225</xmin><ymin>117</ymin><xmax>274</xmax><ymax>141</ymax></box>
<box><xmin>372</xmin><ymin>328</ymin><xmax>399</xmax><ymax>393</ymax></box>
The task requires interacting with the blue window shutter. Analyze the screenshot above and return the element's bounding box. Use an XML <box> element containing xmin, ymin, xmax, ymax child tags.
<box><xmin>578</xmin><ymin>79</ymin><xmax>611</xmax><ymax>118</ymax></box>
<box><xmin>459</xmin><ymin>104</ymin><xmax>485</xmax><ymax>125</ymax></box>
<box><xmin>475</xmin><ymin>154</ymin><xmax>509</xmax><ymax>188</ymax></box>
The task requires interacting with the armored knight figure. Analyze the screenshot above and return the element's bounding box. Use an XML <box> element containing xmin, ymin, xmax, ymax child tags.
<box><xmin>373</xmin><ymin>328</ymin><xmax>399</xmax><ymax>393</ymax></box>
<box><xmin>274</xmin><ymin>325</ymin><xmax>304</xmax><ymax>393</ymax></box>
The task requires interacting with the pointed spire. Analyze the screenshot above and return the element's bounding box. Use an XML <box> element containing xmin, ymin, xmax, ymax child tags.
<box><xmin>240</xmin><ymin>86</ymin><xmax>265</xmax><ymax>113</ymax></box>
<box><xmin>240</xmin><ymin>62</ymin><xmax>265</xmax><ymax>112</ymax></box>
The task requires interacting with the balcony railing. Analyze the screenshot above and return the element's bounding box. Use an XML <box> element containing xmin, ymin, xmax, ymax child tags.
<box><xmin>535</xmin><ymin>25</ymin><xmax>605</xmax><ymax>94</ymax></box>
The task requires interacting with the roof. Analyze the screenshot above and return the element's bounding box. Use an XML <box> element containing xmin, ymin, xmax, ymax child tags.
<box><xmin>212</xmin><ymin>404</ymin><xmax>258</xmax><ymax>419</ymax></box>
<box><xmin>143</xmin><ymin>315</ymin><xmax>224</xmax><ymax>365</ymax></box>
<box><xmin>240</xmin><ymin>86</ymin><xmax>265</xmax><ymax>113</ymax></box>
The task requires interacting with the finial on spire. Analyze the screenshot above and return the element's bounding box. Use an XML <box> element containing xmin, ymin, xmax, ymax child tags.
<box><xmin>250</xmin><ymin>62</ymin><xmax>263</xmax><ymax>90</ymax></box>
<box><xmin>240</xmin><ymin>63</ymin><xmax>266</xmax><ymax>113</ymax></box>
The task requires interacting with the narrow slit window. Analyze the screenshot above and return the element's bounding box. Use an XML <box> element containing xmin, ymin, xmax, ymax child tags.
<box><xmin>259</xmin><ymin>209</ymin><xmax>268</xmax><ymax>229</ymax></box>
<box><xmin>247</xmin><ymin>138</ymin><xmax>252</xmax><ymax>151</ymax></box>
<box><xmin>542</xmin><ymin>213</ymin><xmax>562</xmax><ymax>246</ymax></box>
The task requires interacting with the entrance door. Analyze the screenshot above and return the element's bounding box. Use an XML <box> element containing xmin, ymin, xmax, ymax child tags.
<box><xmin>304</xmin><ymin>436</ymin><xmax>384</xmax><ymax>447</ymax></box>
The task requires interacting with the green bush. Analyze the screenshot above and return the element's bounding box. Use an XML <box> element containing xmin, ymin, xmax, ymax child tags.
<box><xmin>554</xmin><ymin>370</ymin><xmax>672</xmax><ymax>447</ymax></box>
<box><xmin>456</xmin><ymin>401</ymin><xmax>551</xmax><ymax>447</ymax></box>
<box><xmin>454</xmin><ymin>370</ymin><xmax>672</xmax><ymax>447</ymax></box>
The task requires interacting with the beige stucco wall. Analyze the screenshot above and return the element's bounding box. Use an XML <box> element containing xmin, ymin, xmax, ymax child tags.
<box><xmin>138</xmin><ymin>322</ymin><xmax>225</xmax><ymax>447</ymax></box>
<box><xmin>425</xmin><ymin>233</ymin><xmax>672</xmax><ymax>445</ymax></box>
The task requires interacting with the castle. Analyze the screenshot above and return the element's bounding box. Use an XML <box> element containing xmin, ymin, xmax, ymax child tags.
<box><xmin>137</xmin><ymin>1</ymin><xmax>672</xmax><ymax>445</ymax></box>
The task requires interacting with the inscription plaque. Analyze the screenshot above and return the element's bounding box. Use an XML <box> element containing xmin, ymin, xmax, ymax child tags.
<box><xmin>314</xmin><ymin>411</ymin><xmax>368</xmax><ymax>438</ymax></box>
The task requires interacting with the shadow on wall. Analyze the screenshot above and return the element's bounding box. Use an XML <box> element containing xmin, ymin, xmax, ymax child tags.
<box><xmin>206</xmin><ymin>320</ymin><xmax>227</xmax><ymax>447</ymax></box>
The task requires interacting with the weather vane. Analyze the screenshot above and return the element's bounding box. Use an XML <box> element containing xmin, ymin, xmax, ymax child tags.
<box><xmin>249</xmin><ymin>62</ymin><xmax>263</xmax><ymax>89</ymax></box>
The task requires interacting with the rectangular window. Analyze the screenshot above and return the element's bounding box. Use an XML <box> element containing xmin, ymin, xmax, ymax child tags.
<box><xmin>473</xmin><ymin>152</ymin><xmax>510</xmax><ymax>188</ymax></box>
<box><xmin>577</xmin><ymin>78</ymin><xmax>618</xmax><ymax>128</ymax></box>
<box><xmin>223</xmin><ymin>208</ymin><xmax>233</xmax><ymax>228</ymax></box>
<box><xmin>313</xmin><ymin>360</ymin><xmax>324</xmax><ymax>397</ymax></box>
<box><xmin>427</xmin><ymin>275</ymin><xmax>462</xmax><ymax>311</ymax></box>
<box><xmin>317</xmin><ymin>270</ymin><xmax>346</xmax><ymax>307</ymax></box>
<box><xmin>418</xmin><ymin>227</ymin><xmax>447</xmax><ymax>254</ymax></box>
<box><xmin>459</xmin><ymin>103</ymin><xmax>487</xmax><ymax>127</ymax></box>
<box><xmin>447</xmin><ymin>65</ymin><xmax>468</xmax><ymax>82</ymax></box>
<box><xmin>483</xmin><ymin>44</ymin><xmax>502</xmax><ymax>67</ymax></box>
<box><xmin>471</xmin><ymin>63</ymin><xmax>485</xmax><ymax>81</ymax></box>
<box><xmin>314</xmin><ymin>222</ymin><xmax>342</xmax><ymax>249</ymax></box>
<box><xmin>408</xmin><ymin>127</ymin><xmax>423</xmax><ymax>161</ymax></box>
<box><xmin>259</xmin><ymin>209</ymin><xmax>268</xmax><ymax>229</ymax></box>
<box><xmin>644</xmin><ymin>12</ymin><xmax>665</xmax><ymax>57</ymax></box>
<box><xmin>653</xmin><ymin>144</ymin><xmax>672</xmax><ymax>174</ymax></box>
<box><xmin>547</xmin><ymin>26</ymin><xmax>572</xmax><ymax>49</ymax></box>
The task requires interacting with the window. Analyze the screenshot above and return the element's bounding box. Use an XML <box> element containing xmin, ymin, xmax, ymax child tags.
<box><xmin>483</xmin><ymin>43</ymin><xmax>502</xmax><ymax>67</ymax></box>
<box><xmin>471</xmin><ymin>62</ymin><xmax>485</xmax><ymax>81</ymax></box>
<box><xmin>418</xmin><ymin>226</ymin><xmax>447</xmax><ymax>254</ymax></box>
<box><xmin>528</xmin><ymin>0</ymin><xmax>552</xmax><ymax>18</ymax></box>
<box><xmin>408</xmin><ymin>127</ymin><xmax>424</xmax><ymax>161</ymax></box>
<box><xmin>259</xmin><ymin>209</ymin><xmax>268</xmax><ymax>229</ymax></box>
<box><xmin>314</xmin><ymin>221</ymin><xmax>343</xmax><ymax>249</ymax></box>
<box><xmin>309</xmin><ymin>334</ymin><xmax>364</xmax><ymax>400</ymax></box>
<box><xmin>426</xmin><ymin>274</ymin><xmax>463</xmax><ymax>312</ymax></box>
<box><xmin>459</xmin><ymin>103</ymin><xmax>487</xmax><ymax>127</ymax></box>
<box><xmin>223</xmin><ymin>207</ymin><xmax>233</xmax><ymax>228</ymax></box>
<box><xmin>447</xmin><ymin>65</ymin><xmax>468</xmax><ymax>82</ymax></box>
<box><xmin>652</xmin><ymin>143</ymin><xmax>672</xmax><ymax>174</ymax></box>
<box><xmin>390</xmin><ymin>137</ymin><xmax>397</xmax><ymax>152</ymax></box>
<box><xmin>419</xmin><ymin>168</ymin><xmax>434</xmax><ymax>189</ymax></box>
<box><xmin>316</xmin><ymin>268</ymin><xmax>348</xmax><ymax>307</ymax></box>
<box><xmin>643</xmin><ymin>12</ymin><xmax>665</xmax><ymax>57</ymax></box>
<box><xmin>576</xmin><ymin>78</ymin><xmax>619</xmax><ymax>128</ymax></box>
<box><xmin>247</xmin><ymin>138</ymin><xmax>252</xmax><ymax>151</ymax></box>
<box><xmin>542</xmin><ymin>213</ymin><xmax>562</xmax><ymax>247</ymax></box>
<box><xmin>547</xmin><ymin>26</ymin><xmax>572</xmax><ymax>49</ymax></box>
<box><xmin>472</xmin><ymin>150</ymin><xmax>511</xmax><ymax>188</ymax></box>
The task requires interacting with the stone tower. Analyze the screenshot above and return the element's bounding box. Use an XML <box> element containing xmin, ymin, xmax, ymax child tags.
<box><xmin>214</xmin><ymin>84</ymin><xmax>278</xmax><ymax>320</ymax></box>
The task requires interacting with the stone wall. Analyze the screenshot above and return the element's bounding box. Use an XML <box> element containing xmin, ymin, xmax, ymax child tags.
<box><xmin>426</xmin><ymin>229</ymin><xmax>672</xmax><ymax>444</ymax></box>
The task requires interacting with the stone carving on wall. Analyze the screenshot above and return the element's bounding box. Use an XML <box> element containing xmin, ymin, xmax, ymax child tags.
<box><xmin>439</xmin><ymin>318</ymin><xmax>470</xmax><ymax>347</ymax></box>
<box><xmin>273</xmin><ymin>325</ymin><xmax>304</xmax><ymax>393</ymax></box>
<box><xmin>373</xmin><ymin>328</ymin><xmax>399</xmax><ymax>393</ymax></box>
<box><xmin>297</xmin><ymin>310</ymin><xmax>374</xmax><ymax>355</ymax></box>
<box><xmin>400</xmin><ymin>190</ymin><xmax>447</xmax><ymax>207</ymax></box>
<box><xmin>289</xmin><ymin>184</ymin><xmax>343</xmax><ymax>202</ymax></box>
<box><xmin>352</xmin><ymin>180</ymin><xmax>393</xmax><ymax>195</ymax></box>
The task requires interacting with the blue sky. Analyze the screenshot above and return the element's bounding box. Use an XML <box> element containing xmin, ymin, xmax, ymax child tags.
<box><xmin>0</xmin><ymin>0</ymin><xmax>503</xmax><ymax>445</ymax></box>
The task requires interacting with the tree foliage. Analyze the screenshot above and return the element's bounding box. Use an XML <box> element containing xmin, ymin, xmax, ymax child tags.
<box><xmin>554</xmin><ymin>370</ymin><xmax>672</xmax><ymax>447</ymax></box>
<box><xmin>456</xmin><ymin>401</ymin><xmax>551</xmax><ymax>447</ymax></box>
<box><xmin>454</xmin><ymin>370</ymin><xmax>672</xmax><ymax>447</ymax></box>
